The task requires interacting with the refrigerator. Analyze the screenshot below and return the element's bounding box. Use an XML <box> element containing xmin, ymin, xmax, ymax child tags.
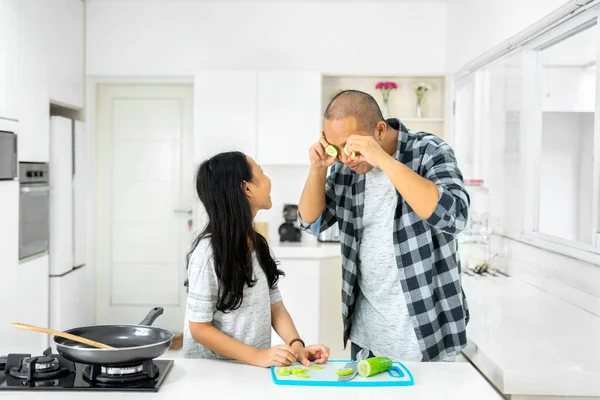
<box><xmin>49</xmin><ymin>116</ymin><xmax>92</xmax><ymax>335</ymax></box>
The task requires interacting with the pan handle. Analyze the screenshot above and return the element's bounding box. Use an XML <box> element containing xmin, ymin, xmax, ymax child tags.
<box><xmin>139</xmin><ymin>307</ymin><xmax>164</xmax><ymax>326</ymax></box>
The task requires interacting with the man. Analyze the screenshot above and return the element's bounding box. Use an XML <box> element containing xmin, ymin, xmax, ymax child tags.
<box><xmin>298</xmin><ymin>90</ymin><xmax>470</xmax><ymax>362</ymax></box>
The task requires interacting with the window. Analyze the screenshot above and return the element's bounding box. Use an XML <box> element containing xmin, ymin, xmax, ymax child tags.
<box><xmin>533</xmin><ymin>19</ymin><xmax>598</xmax><ymax>247</ymax></box>
<box><xmin>452</xmin><ymin>7</ymin><xmax>600</xmax><ymax>261</ymax></box>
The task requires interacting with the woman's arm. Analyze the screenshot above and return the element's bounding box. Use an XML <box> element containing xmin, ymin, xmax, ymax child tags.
<box><xmin>271</xmin><ymin>301</ymin><xmax>330</xmax><ymax>366</ymax></box>
<box><xmin>189</xmin><ymin>321</ymin><xmax>296</xmax><ymax>367</ymax></box>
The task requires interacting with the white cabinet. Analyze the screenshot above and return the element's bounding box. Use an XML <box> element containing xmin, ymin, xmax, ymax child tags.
<box><xmin>44</xmin><ymin>0</ymin><xmax>84</xmax><ymax>108</ymax></box>
<box><xmin>193</xmin><ymin>71</ymin><xmax>322</xmax><ymax>165</ymax></box>
<box><xmin>50</xmin><ymin>266</ymin><xmax>92</xmax><ymax>332</ymax></box>
<box><xmin>256</xmin><ymin>72</ymin><xmax>322</xmax><ymax>165</ymax></box>
<box><xmin>269</xmin><ymin>252</ymin><xmax>349</xmax><ymax>360</ymax></box>
<box><xmin>194</xmin><ymin>71</ymin><xmax>258</xmax><ymax>163</ymax></box>
<box><xmin>15</xmin><ymin>255</ymin><xmax>50</xmax><ymax>351</ymax></box>
<box><xmin>0</xmin><ymin>0</ymin><xmax>20</xmax><ymax>120</ymax></box>
<box><xmin>0</xmin><ymin>181</ymin><xmax>20</xmax><ymax>354</ymax></box>
<box><xmin>18</xmin><ymin>84</ymin><xmax>50</xmax><ymax>162</ymax></box>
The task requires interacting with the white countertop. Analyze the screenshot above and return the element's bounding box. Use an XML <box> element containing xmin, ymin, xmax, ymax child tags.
<box><xmin>270</xmin><ymin>241</ymin><xmax>341</xmax><ymax>259</ymax></box>
<box><xmin>0</xmin><ymin>358</ymin><xmax>502</xmax><ymax>399</ymax></box>
<box><xmin>462</xmin><ymin>273</ymin><xmax>600</xmax><ymax>397</ymax></box>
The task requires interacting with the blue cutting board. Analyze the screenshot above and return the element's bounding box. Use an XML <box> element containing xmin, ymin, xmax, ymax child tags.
<box><xmin>271</xmin><ymin>359</ymin><xmax>414</xmax><ymax>387</ymax></box>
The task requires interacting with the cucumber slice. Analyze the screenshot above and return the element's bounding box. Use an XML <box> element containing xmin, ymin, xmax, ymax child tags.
<box><xmin>290</xmin><ymin>366</ymin><xmax>309</xmax><ymax>375</ymax></box>
<box><xmin>276</xmin><ymin>367</ymin><xmax>290</xmax><ymax>376</ymax></box>
<box><xmin>309</xmin><ymin>365</ymin><xmax>324</xmax><ymax>370</ymax></box>
<box><xmin>343</xmin><ymin>147</ymin><xmax>358</xmax><ymax>157</ymax></box>
<box><xmin>336</xmin><ymin>367</ymin><xmax>354</xmax><ymax>376</ymax></box>
<box><xmin>296</xmin><ymin>373</ymin><xmax>311</xmax><ymax>379</ymax></box>
<box><xmin>357</xmin><ymin>357</ymin><xmax>393</xmax><ymax>377</ymax></box>
<box><xmin>325</xmin><ymin>144</ymin><xmax>338</xmax><ymax>157</ymax></box>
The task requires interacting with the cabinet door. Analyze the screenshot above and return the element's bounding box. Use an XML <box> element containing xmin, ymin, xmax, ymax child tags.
<box><xmin>194</xmin><ymin>71</ymin><xmax>258</xmax><ymax>163</ymax></box>
<box><xmin>0</xmin><ymin>0</ymin><xmax>20</xmax><ymax>120</ymax></box>
<box><xmin>0</xmin><ymin>181</ymin><xmax>20</xmax><ymax>354</ymax></box>
<box><xmin>16</xmin><ymin>0</ymin><xmax>50</xmax><ymax>162</ymax></box>
<box><xmin>256</xmin><ymin>72</ymin><xmax>322</xmax><ymax>165</ymax></box>
<box><xmin>43</xmin><ymin>0</ymin><xmax>84</xmax><ymax>108</ymax></box>
<box><xmin>16</xmin><ymin>256</ymin><xmax>50</xmax><ymax>351</ymax></box>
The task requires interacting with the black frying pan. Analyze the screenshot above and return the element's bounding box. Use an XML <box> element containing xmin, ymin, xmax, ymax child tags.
<box><xmin>54</xmin><ymin>307</ymin><xmax>174</xmax><ymax>365</ymax></box>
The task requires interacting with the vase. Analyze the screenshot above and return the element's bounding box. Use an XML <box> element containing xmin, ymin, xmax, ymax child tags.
<box><xmin>382</xmin><ymin>99</ymin><xmax>390</xmax><ymax>118</ymax></box>
<box><xmin>416</xmin><ymin>96</ymin><xmax>424</xmax><ymax>118</ymax></box>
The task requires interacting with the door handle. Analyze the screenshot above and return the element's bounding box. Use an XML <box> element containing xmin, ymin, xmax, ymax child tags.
<box><xmin>174</xmin><ymin>209</ymin><xmax>193</xmax><ymax>216</ymax></box>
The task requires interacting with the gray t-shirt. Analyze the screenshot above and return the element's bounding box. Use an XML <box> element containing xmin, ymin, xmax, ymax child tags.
<box><xmin>183</xmin><ymin>237</ymin><xmax>282</xmax><ymax>359</ymax></box>
<box><xmin>349</xmin><ymin>167</ymin><xmax>423</xmax><ymax>362</ymax></box>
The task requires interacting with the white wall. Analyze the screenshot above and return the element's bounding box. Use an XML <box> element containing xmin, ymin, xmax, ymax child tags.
<box><xmin>86</xmin><ymin>0</ymin><xmax>448</xmax><ymax>76</ymax></box>
<box><xmin>446</xmin><ymin>0</ymin><xmax>570</xmax><ymax>73</ymax></box>
<box><xmin>255</xmin><ymin>165</ymin><xmax>313</xmax><ymax>244</ymax></box>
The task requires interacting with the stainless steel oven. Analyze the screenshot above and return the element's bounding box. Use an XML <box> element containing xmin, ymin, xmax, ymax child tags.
<box><xmin>19</xmin><ymin>162</ymin><xmax>50</xmax><ymax>261</ymax></box>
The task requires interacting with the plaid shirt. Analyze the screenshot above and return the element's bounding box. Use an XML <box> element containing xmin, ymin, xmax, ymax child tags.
<box><xmin>298</xmin><ymin>119</ymin><xmax>470</xmax><ymax>361</ymax></box>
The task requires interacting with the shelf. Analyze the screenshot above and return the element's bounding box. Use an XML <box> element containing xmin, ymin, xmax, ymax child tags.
<box><xmin>400</xmin><ymin>117</ymin><xmax>444</xmax><ymax>122</ymax></box>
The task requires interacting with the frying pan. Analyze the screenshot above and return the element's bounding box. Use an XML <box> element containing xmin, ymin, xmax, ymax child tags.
<box><xmin>54</xmin><ymin>307</ymin><xmax>174</xmax><ymax>365</ymax></box>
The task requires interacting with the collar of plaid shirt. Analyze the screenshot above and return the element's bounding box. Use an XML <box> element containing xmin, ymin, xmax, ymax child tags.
<box><xmin>298</xmin><ymin>118</ymin><xmax>471</xmax><ymax>361</ymax></box>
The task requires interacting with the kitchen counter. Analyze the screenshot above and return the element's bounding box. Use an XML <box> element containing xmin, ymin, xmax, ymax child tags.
<box><xmin>270</xmin><ymin>241</ymin><xmax>341</xmax><ymax>259</ymax></box>
<box><xmin>462</xmin><ymin>273</ymin><xmax>600</xmax><ymax>397</ymax></box>
<box><xmin>0</xmin><ymin>358</ymin><xmax>503</xmax><ymax>399</ymax></box>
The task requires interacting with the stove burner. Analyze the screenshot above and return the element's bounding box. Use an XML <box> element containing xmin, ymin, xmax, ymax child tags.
<box><xmin>4</xmin><ymin>348</ymin><xmax>74</xmax><ymax>382</ymax></box>
<box><xmin>82</xmin><ymin>360</ymin><xmax>159</xmax><ymax>385</ymax></box>
<box><xmin>102</xmin><ymin>364</ymin><xmax>144</xmax><ymax>376</ymax></box>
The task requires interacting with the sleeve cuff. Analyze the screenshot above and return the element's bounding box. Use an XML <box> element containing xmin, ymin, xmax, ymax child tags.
<box><xmin>426</xmin><ymin>185</ymin><xmax>456</xmax><ymax>227</ymax></box>
<box><xmin>298</xmin><ymin>212</ymin><xmax>323</xmax><ymax>237</ymax></box>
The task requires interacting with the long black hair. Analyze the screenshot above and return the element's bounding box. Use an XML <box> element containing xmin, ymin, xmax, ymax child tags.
<box><xmin>185</xmin><ymin>151</ymin><xmax>283</xmax><ymax>313</ymax></box>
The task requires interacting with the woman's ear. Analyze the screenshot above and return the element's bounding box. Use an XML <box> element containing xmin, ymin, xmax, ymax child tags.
<box><xmin>242</xmin><ymin>180</ymin><xmax>253</xmax><ymax>200</ymax></box>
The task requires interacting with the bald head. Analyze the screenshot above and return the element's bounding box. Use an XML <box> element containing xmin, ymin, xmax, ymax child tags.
<box><xmin>324</xmin><ymin>90</ymin><xmax>385</xmax><ymax>132</ymax></box>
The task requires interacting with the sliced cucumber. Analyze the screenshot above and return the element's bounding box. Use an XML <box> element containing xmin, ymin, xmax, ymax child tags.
<box><xmin>325</xmin><ymin>144</ymin><xmax>338</xmax><ymax>157</ymax></box>
<box><xmin>276</xmin><ymin>367</ymin><xmax>290</xmax><ymax>376</ymax></box>
<box><xmin>290</xmin><ymin>366</ymin><xmax>309</xmax><ymax>375</ymax></box>
<box><xmin>336</xmin><ymin>367</ymin><xmax>354</xmax><ymax>376</ymax></box>
<box><xmin>296</xmin><ymin>373</ymin><xmax>311</xmax><ymax>379</ymax></box>
<box><xmin>344</xmin><ymin>147</ymin><xmax>358</xmax><ymax>157</ymax></box>
<box><xmin>309</xmin><ymin>365</ymin><xmax>324</xmax><ymax>370</ymax></box>
<box><xmin>357</xmin><ymin>357</ymin><xmax>393</xmax><ymax>377</ymax></box>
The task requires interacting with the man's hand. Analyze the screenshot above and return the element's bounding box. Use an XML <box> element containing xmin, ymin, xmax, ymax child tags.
<box><xmin>345</xmin><ymin>135</ymin><xmax>393</xmax><ymax>169</ymax></box>
<box><xmin>309</xmin><ymin>137</ymin><xmax>338</xmax><ymax>170</ymax></box>
<box><xmin>293</xmin><ymin>343</ymin><xmax>330</xmax><ymax>367</ymax></box>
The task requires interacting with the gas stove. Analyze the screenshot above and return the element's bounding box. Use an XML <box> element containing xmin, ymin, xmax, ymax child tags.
<box><xmin>0</xmin><ymin>347</ymin><xmax>174</xmax><ymax>392</ymax></box>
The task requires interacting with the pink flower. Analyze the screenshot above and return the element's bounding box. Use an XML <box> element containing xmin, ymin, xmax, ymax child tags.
<box><xmin>376</xmin><ymin>81</ymin><xmax>398</xmax><ymax>90</ymax></box>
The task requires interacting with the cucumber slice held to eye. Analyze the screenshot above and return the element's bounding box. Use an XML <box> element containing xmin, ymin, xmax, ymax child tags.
<box><xmin>325</xmin><ymin>144</ymin><xmax>338</xmax><ymax>157</ymax></box>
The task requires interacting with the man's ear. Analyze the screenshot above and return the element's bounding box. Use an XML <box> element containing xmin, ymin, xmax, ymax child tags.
<box><xmin>375</xmin><ymin>121</ymin><xmax>387</xmax><ymax>141</ymax></box>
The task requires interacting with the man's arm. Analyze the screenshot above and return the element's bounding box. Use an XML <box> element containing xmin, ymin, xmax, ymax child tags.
<box><xmin>345</xmin><ymin>135</ymin><xmax>469</xmax><ymax>234</ymax></box>
<box><xmin>379</xmin><ymin>143</ymin><xmax>469</xmax><ymax>234</ymax></box>
<box><xmin>298</xmin><ymin>165</ymin><xmax>338</xmax><ymax>235</ymax></box>
<box><xmin>298</xmin><ymin>167</ymin><xmax>328</xmax><ymax>224</ymax></box>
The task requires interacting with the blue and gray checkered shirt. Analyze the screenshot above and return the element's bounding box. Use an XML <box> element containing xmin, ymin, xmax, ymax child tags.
<box><xmin>299</xmin><ymin>118</ymin><xmax>470</xmax><ymax>361</ymax></box>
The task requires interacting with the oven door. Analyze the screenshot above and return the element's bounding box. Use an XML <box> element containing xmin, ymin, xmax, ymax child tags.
<box><xmin>19</xmin><ymin>184</ymin><xmax>50</xmax><ymax>260</ymax></box>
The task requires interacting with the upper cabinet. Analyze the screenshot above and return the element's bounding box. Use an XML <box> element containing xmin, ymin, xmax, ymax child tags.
<box><xmin>194</xmin><ymin>71</ymin><xmax>321</xmax><ymax>166</ymax></box>
<box><xmin>0</xmin><ymin>0</ymin><xmax>20</xmax><ymax>120</ymax></box>
<box><xmin>256</xmin><ymin>72</ymin><xmax>322</xmax><ymax>165</ymax></box>
<box><xmin>44</xmin><ymin>0</ymin><xmax>84</xmax><ymax>109</ymax></box>
<box><xmin>194</xmin><ymin>71</ymin><xmax>258</xmax><ymax>163</ymax></box>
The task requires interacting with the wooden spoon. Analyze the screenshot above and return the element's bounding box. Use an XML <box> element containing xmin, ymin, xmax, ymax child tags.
<box><xmin>11</xmin><ymin>322</ymin><xmax>115</xmax><ymax>349</ymax></box>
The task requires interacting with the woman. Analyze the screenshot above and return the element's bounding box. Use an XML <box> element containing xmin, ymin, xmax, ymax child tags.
<box><xmin>183</xmin><ymin>151</ymin><xmax>329</xmax><ymax>368</ymax></box>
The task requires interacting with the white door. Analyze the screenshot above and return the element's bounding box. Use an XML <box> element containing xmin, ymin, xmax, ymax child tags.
<box><xmin>96</xmin><ymin>84</ymin><xmax>194</xmax><ymax>332</ymax></box>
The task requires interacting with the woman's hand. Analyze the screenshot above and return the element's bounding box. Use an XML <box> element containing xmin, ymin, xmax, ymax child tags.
<box><xmin>293</xmin><ymin>343</ymin><xmax>330</xmax><ymax>367</ymax></box>
<box><xmin>253</xmin><ymin>344</ymin><xmax>298</xmax><ymax>368</ymax></box>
